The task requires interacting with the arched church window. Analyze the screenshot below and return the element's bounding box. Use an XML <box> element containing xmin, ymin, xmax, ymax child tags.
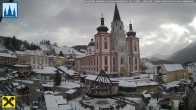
<box><xmin>121</xmin><ymin>56</ymin><xmax>124</xmax><ymax>65</ymax></box>
<box><xmin>121</xmin><ymin>47</ymin><xmax>123</xmax><ymax>52</ymax></box>
<box><xmin>120</xmin><ymin>26</ymin><xmax>121</xmax><ymax>30</ymax></box>
<box><xmin>104</xmin><ymin>41</ymin><xmax>107</xmax><ymax>49</ymax></box>
<box><xmin>97</xmin><ymin>42</ymin><xmax>98</xmax><ymax>49</ymax></box>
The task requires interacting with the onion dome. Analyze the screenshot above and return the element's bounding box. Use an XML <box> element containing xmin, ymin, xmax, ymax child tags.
<box><xmin>88</xmin><ymin>38</ymin><xmax>95</xmax><ymax>46</ymax></box>
<box><xmin>97</xmin><ymin>14</ymin><xmax>108</xmax><ymax>32</ymax></box>
<box><xmin>126</xmin><ymin>20</ymin><xmax>136</xmax><ymax>37</ymax></box>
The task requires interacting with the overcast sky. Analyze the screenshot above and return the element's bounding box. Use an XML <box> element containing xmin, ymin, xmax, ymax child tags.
<box><xmin>0</xmin><ymin>0</ymin><xmax>196</xmax><ymax>57</ymax></box>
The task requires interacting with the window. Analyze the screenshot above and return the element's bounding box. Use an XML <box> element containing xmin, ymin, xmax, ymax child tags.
<box><xmin>120</xmin><ymin>26</ymin><xmax>121</xmax><ymax>30</ymax></box>
<box><xmin>33</xmin><ymin>61</ymin><xmax>35</xmax><ymax>64</ymax></box>
<box><xmin>104</xmin><ymin>56</ymin><xmax>108</xmax><ymax>65</ymax></box>
<box><xmin>135</xmin><ymin>57</ymin><xmax>137</xmax><ymax>65</ymax></box>
<box><xmin>121</xmin><ymin>56</ymin><xmax>124</xmax><ymax>65</ymax></box>
<box><xmin>134</xmin><ymin>41</ymin><xmax>137</xmax><ymax>51</ymax></box>
<box><xmin>113</xmin><ymin>58</ymin><xmax>115</xmax><ymax>65</ymax></box>
<box><xmin>135</xmin><ymin>66</ymin><xmax>137</xmax><ymax>70</ymax></box>
<box><xmin>104</xmin><ymin>41</ymin><xmax>107</xmax><ymax>49</ymax></box>
<box><xmin>104</xmin><ymin>66</ymin><xmax>108</xmax><ymax>71</ymax></box>
<box><xmin>89</xmin><ymin>49</ymin><xmax>91</xmax><ymax>52</ymax></box>
<box><xmin>129</xmin><ymin>57</ymin><xmax>131</xmax><ymax>65</ymax></box>
<box><xmin>97</xmin><ymin>57</ymin><xmax>98</xmax><ymax>65</ymax></box>
<box><xmin>113</xmin><ymin>67</ymin><xmax>116</xmax><ymax>72</ymax></box>
<box><xmin>96</xmin><ymin>42</ymin><xmax>98</xmax><ymax>49</ymax></box>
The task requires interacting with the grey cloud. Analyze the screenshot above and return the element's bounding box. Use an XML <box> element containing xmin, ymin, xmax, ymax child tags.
<box><xmin>0</xmin><ymin>0</ymin><xmax>196</xmax><ymax>57</ymax></box>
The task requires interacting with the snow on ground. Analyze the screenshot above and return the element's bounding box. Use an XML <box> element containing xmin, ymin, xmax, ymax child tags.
<box><xmin>70</xmin><ymin>97</ymin><xmax>135</xmax><ymax>110</ymax></box>
<box><xmin>39</xmin><ymin>44</ymin><xmax>85</xmax><ymax>56</ymax></box>
<box><xmin>126</xmin><ymin>97</ymin><xmax>143</xmax><ymax>104</ymax></box>
<box><xmin>14</xmin><ymin>79</ymin><xmax>34</xmax><ymax>84</ymax></box>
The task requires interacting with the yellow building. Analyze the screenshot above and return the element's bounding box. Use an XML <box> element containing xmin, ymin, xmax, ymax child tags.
<box><xmin>54</xmin><ymin>57</ymin><xmax>68</xmax><ymax>67</ymax></box>
<box><xmin>160</xmin><ymin>64</ymin><xmax>186</xmax><ymax>83</ymax></box>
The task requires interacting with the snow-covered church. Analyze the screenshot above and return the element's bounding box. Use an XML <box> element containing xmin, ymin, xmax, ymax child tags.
<box><xmin>75</xmin><ymin>4</ymin><xmax>140</xmax><ymax>77</ymax></box>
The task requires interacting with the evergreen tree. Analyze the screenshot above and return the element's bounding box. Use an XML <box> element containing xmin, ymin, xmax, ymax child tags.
<box><xmin>12</xmin><ymin>36</ymin><xmax>16</xmax><ymax>51</ymax></box>
<box><xmin>59</xmin><ymin>51</ymin><xmax>64</xmax><ymax>57</ymax></box>
<box><xmin>4</xmin><ymin>38</ymin><xmax>10</xmax><ymax>49</ymax></box>
<box><xmin>54</xmin><ymin>71</ymin><xmax>62</xmax><ymax>86</ymax></box>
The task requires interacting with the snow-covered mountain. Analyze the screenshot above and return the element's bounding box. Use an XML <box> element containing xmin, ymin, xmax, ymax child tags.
<box><xmin>39</xmin><ymin>44</ymin><xmax>85</xmax><ymax>57</ymax></box>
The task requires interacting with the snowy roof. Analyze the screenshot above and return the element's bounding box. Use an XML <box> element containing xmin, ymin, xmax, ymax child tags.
<box><xmin>44</xmin><ymin>91</ymin><xmax>54</xmax><ymax>94</ymax></box>
<box><xmin>119</xmin><ymin>80</ymin><xmax>137</xmax><ymax>87</ymax></box>
<box><xmin>85</xmin><ymin>74</ymin><xmax>118</xmax><ymax>83</ymax></box>
<box><xmin>65</xmin><ymin>89</ymin><xmax>76</xmax><ymax>94</ymax></box>
<box><xmin>0</xmin><ymin>52</ymin><xmax>17</xmax><ymax>58</ymax></box>
<box><xmin>59</xmin><ymin>66</ymin><xmax>68</xmax><ymax>72</ymax></box>
<box><xmin>165</xmin><ymin>84</ymin><xmax>179</xmax><ymax>90</ymax></box>
<box><xmin>143</xmin><ymin>94</ymin><xmax>151</xmax><ymax>98</ymax></box>
<box><xmin>142</xmin><ymin>90</ymin><xmax>148</xmax><ymax>94</ymax></box>
<box><xmin>141</xmin><ymin>58</ymin><xmax>154</xmax><ymax>67</ymax></box>
<box><xmin>54</xmin><ymin>96</ymin><xmax>67</xmax><ymax>104</ymax></box>
<box><xmin>137</xmin><ymin>81</ymin><xmax>158</xmax><ymax>87</ymax></box>
<box><xmin>42</xmin><ymin>83</ymin><xmax>54</xmax><ymax>87</ymax></box>
<box><xmin>11</xmin><ymin>71</ymin><xmax>18</xmax><ymax>73</ymax></box>
<box><xmin>0</xmin><ymin>77</ymin><xmax>6</xmax><ymax>81</ymax></box>
<box><xmin>163</xmin><ymin>64</ymin><xmax>184</xmax><ymax>72</ymax></box>
<box><xmin>45</xmin><ymin>94</ymin><xmax>70</xmax><ymax>110</ymax></box>
<box><xmin>45</xmin><ymin>95</ymin><xmax>59</xmax><ymax>109</ymax></box>
<box><xmin>58</xmin><ymin>66</ymin><xmax>75</xmax><ymax>76</ymax></box>
<box><xmin>12</xmin><ymin>82</ymin><xmax>20</xmax><ymax>87</ymax></box>
<box><xmin>14</xmin><ymin>64</ymin><xmax>30</xmax><ymax>67</ymax></box>
<box><xmin>34</xmin><ymin>67</ymin><xmax>57</xmax><ymax>74</ymax></box>
<box><xmin>16</xmin><ymin>84</ymin><xmax>26</xmax><ymax>89</ymax></box>
<box><xmin>16</xmin><ymin>51</ymin><xmax>25</xmax><ymax>56</ymax></box>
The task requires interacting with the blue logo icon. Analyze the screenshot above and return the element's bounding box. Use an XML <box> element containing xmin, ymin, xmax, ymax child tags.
<box><xmin>2</xmin><ymin>2</ymin><xmax>18</xmax><ymax>18</ymax></box>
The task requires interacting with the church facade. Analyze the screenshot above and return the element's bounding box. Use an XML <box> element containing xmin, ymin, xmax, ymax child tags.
<box><xmin>75</xmin><ymin>4</ymin><xmax>140</xmax><ymax>77</ymax></box>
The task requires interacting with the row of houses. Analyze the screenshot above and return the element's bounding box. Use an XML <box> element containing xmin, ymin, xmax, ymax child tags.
<box><xmin>0</xmin><ymin>49</ymin><xmax>75</xmax><ymax>69</ymax></box>
<box><xmin>141</xmin><ymin>59</ymin><xmax>191</xmax><ymax>83</ymax></box>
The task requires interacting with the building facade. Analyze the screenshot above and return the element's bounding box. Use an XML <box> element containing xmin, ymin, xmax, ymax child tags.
<box><xmin>183</xmin><ymin>75</ymin><xmax>196</xmax><ymax>110</ymax></box>
<box><xmin>17</xmin><ymin>50</ymin><xmax>49</xmax><ymax>69</ymax></box>
<box><xmin>160</xmin><ymin>64</ymin><xmax>186</xmax><ymax>82</ymax></box>
<box><xmin>75</xmin><ymin>4</ymin><xmax>140</xmax><ymax>77</ymax></box>
<box><xmin>0</xmin><ymin>50</ymin><xmax>18</xmax><ymax>67</ymax></box>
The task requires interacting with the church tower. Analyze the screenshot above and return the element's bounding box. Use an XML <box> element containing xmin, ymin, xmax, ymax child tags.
<box><xmin>94</xmin><ymin>15</ymin><xmax>112</xmax><ymax>74</ymax></box>
<box><xmin>126</xmin><ymin>21</ymin><xmax>140</xmax><ymax>75</ymax></box>
<box><xmin>111</xmin><ymin>3</ymin><xmax>128</xmax><ymax>76</ymax></box>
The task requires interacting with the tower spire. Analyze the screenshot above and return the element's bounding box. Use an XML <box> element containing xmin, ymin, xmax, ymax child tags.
<box><xmin>101</xmin><ymin>14</ymin><xmax>104</xmax><ymax>25</ymax></box>
<box><xmin>129</xmin><ymin>20</ymin><xmax>133</xmax><ymax>31</ymax></box>
<box><xmin>113</xmin><ymin>3</ymin><xmax>121</xmax><ymax>21</ymax></box>
<box><xmin>97</xmin><ymin>14</ymin><xmax>108</xmax><ymax>32</ymax></box>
